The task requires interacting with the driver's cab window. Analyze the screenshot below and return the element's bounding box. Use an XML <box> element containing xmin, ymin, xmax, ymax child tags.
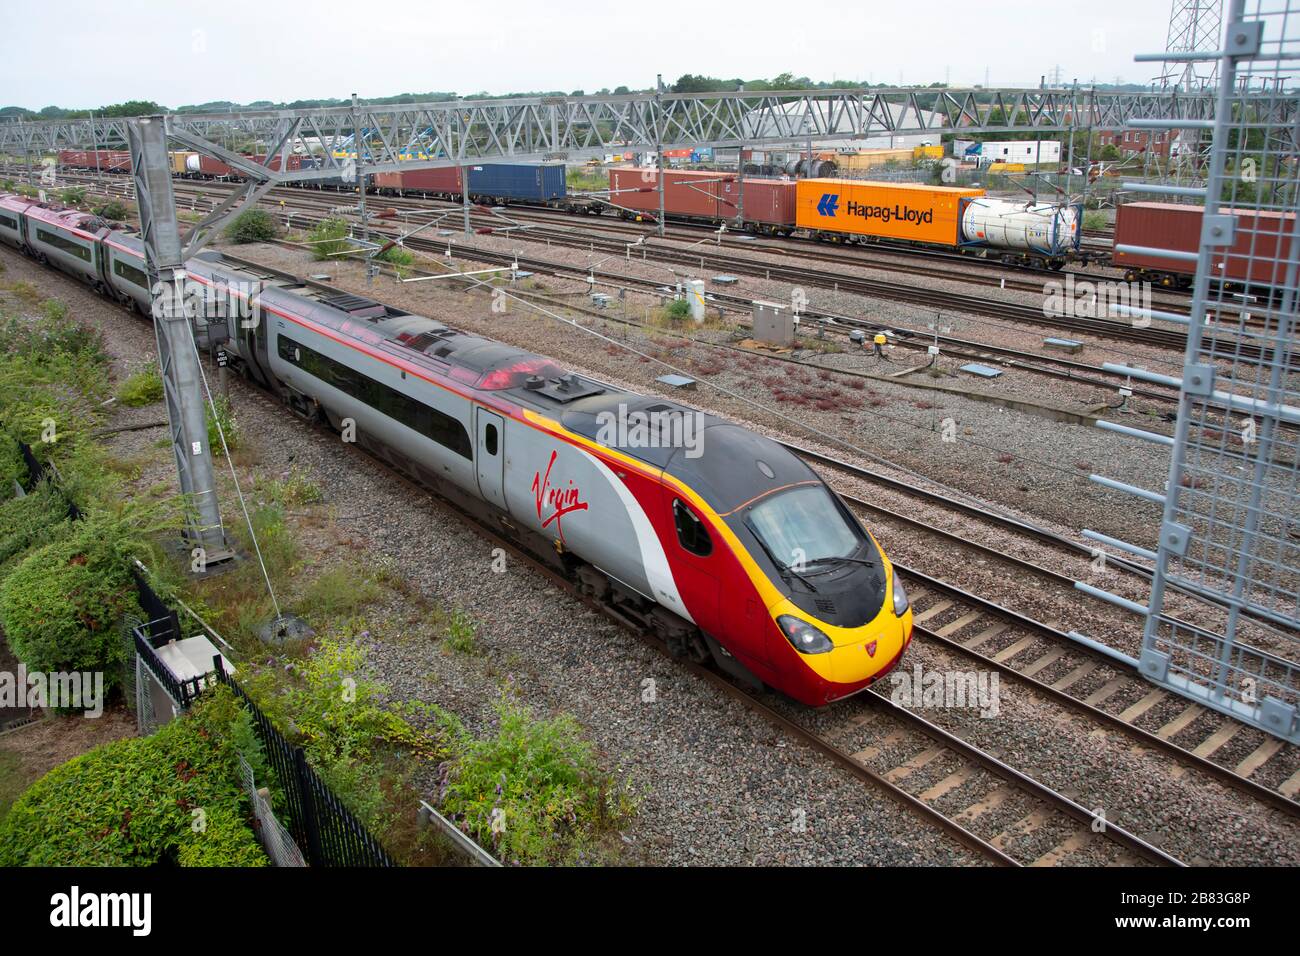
<box><xmin>673</xmin><ymin>499</ymin><xmax>712</xmax><ymax>557</ymax></box>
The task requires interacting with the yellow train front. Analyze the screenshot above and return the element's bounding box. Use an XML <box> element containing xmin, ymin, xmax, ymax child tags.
<box><xmin>612</xmin><ymin>414</ymin><xmax>914</xmax><ymax>705</ymax></box>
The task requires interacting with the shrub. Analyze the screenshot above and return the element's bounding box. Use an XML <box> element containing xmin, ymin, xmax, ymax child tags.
<box><xmin>375</xmin><ymin>243</ymin><xmax>415</xmax><ymax>277</ymax></box>
<box><xmin>664</xmin><ymin>298</ymin><xmax>692</xmax><ymax>321</ymax></box>
<box><xmin>0</xmin><ymin>481</ymin><xmax>71</xmax><ymax>573</ymax></box>
<box><xmin>206</xmin><ymin>394</ymin><xmax>239</xmax><ymax>454</ymax></box>
<box><xmin>440</xmin><ymin>696</ymin><xmax>636</xmax><ymax>865</ymax></box>
<box><xmin>0</xmin><ymin>688</ymin><xmax>267</xmax><ymax>866</ymax></box>
<box><xmin>224</xmin><ymin>208</ymin><xmax>279</xmax><ymax>245</ymax></box>
<box><xmin>444</xmin><ymin>608</ymin><xmax>477</xmax><ymax>655</ymax></box>
<box><xmin>0</xmin><ymin>430</ymin><xmax>25</xmax><ymax>499</ymax></box>
<box><xmin>58</xmin><ymin>186</ymin><xmax>87</xmax><ymax>207</ymax></box>
<box><xmin>0</xmin><ymin>516</ymin><xmax>145</xmax><ymax>687</ymax></box>
<box><xmin>115</xmin><ymin>362</ymin><xmax>163</xmax><ymax>406</ymax></box>
<box><xmin>93</xmin><ymin>199</ymin><xmax>131</xmax><ymax>221</ymax></box>
<box><xmin>308</xmin><ymin>217</ymin><xmax>351</xmax><ymax>260</ymax></box>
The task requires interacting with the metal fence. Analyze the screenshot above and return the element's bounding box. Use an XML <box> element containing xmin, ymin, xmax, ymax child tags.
<box><xmin>213</xmin><ymin>659</ymin><xmax>396</xmax><ymax>868</ymax></box>
<box><xmin>1083</xmin><ymin>0</ymin><xmax>1300</xmax><ymax>743</ymax></box>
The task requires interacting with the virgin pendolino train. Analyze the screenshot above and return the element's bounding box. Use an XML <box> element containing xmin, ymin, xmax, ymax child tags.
<box><xmin>0</xmin><ymin>191</ymin><xmax>913</xmax><ymax>705</ymax></box>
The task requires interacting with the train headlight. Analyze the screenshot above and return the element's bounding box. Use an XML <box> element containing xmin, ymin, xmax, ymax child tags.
<box><xmin>777</xmin><ymin>615</ymin><xmax>834</xmax><ymax>655</ymax></box>
<box><xmin>892</xmin><ymin>571</ymin><xmax>910</xmax><ymax>617</ymax></box>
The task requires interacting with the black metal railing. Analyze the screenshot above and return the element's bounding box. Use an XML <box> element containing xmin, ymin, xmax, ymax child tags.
<box><xmin>213</xmin><ymin>657</ymin><xmax>396</xmax><ymax>868</ymax></box>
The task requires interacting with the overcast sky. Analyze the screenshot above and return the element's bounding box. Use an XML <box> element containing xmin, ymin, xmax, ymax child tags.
<box><xmin>2</xmin><ymin>0</ymin><xmax>1175</xmax><ymax>109</ymax></box>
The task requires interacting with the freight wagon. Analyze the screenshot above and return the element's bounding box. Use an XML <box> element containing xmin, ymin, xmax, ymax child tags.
<box><xmin>373</xmin><ymin>166</ymin><xmax>463</xmax><ymax>199</ymax></box>
<box><xmin>465</xmin><ymin>163</ymin><xmax>567</xmax><ymax>205</ymax></box>
<box><xmin>57</xmin><ymin>150</ymin><xmax>132</xmax><ymax>173</ymax></box>
<box><xmin>606</xmin><ymin>168</ymin><xmax>796</xmax><ymax>234</ymax></box>
<box><xmin>1113</xmin><ymin>201</ymin><xmax>1297</xmax><ymax>289</ymax></box>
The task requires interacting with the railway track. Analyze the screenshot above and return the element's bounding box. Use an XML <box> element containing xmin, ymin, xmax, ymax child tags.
<box><xmin>29</xmin><ymin>169</ymin><xmax>1250</xmax><ymax>359</ymax></box>
<box><xmin>794</xmin><ymin>446</ymin><xmax>1300</xmax><ymax>815</ymax></box>
<box><xmin>1</xmin><ymin>238</ymin><xmax>1221</xmax><ymax>865</ymax></box>
<box><xmin>218</xmin><ymin>249</ymin><xmax>1297</xmax><ymax>830</ymax></box>
<box><xmin>13</xmin><ymin>163</ymin><xmax>1161</xmax><ymax>297</ymax></box>
<box><xmin>43</xmin><ymin>171</ymin><xmax>1191</xmax><ymax>406</ymax></box>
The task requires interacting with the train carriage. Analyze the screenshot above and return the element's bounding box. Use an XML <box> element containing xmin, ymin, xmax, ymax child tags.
<box><xmin>0</xmin><ymin>195</ymin><xmax>32</xmax><ymax>251</ymax></box>
<box><xmin>0</xmin><ymin>188</ymin><xmax>915</xmax><ymax>706</ymax></box>
<box><xmin>23</xmin><ymin>206</ymin><xmax>107</xmax><ymax>287</ymax></box>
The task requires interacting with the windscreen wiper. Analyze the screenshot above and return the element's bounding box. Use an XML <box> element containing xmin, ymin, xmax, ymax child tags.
<box><xmin>744</xmin><ymin>519</ymin><xmax>818</xmax><ymax>593</ymax></box>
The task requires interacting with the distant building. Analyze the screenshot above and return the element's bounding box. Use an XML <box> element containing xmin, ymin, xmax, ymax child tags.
<box><xmin>1097</xmin><ymin>129</ymin><xmax>1177</xmax><ymax>158</ymax></box>
<box><xmin>960</xmin><ymin>140</ymin><xmax>1062</xmax><ymax>166</ymax></box>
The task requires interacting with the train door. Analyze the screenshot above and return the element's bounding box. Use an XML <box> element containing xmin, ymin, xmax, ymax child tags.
<box><xmin>475</xmin><ymin>408</ymin><xmax>507</xmax><ymax>510</ymax></box>
<box><xmin>663</xmin><ymin>492</ymin><xmax>719</xmax><ymax>636</ymax></box>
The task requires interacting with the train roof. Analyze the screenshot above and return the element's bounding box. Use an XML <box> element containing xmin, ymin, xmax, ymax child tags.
<box><xmin>200</xmin><ymin>252</ymin><xmax>814</xmax><ymax>512</ymax></box>
<box><xmin>561</xmin><ymin>393</ymin><xmax>816</xmax><ymax>513</ymax></box>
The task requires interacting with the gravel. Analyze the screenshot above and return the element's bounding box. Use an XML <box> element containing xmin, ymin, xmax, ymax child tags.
<box><xmin>2</xmin><ymin>243</ymin><xmax>989</xmax><ymax>866</ymax></box>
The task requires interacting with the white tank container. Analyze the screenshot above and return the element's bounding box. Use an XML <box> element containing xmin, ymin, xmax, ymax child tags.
<box><xmin>960</xmin><ymin>199</ymin><xmax>1079</xmax><ymax>256</ymax></box>
<box><xmin>186</xmin><ymin>154</ymin><xmax>202</xmax><ymax>173</ymax></box>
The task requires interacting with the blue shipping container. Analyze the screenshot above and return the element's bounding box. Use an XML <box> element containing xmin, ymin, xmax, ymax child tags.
<box><xmin>466</xmin><ymin>163</ymin><xmax>567</xmax><ymax>202</ymax></box>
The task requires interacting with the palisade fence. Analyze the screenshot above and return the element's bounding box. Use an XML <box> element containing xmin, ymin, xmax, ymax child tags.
<box><xmin>13</xmin><ymin>438</ymin><xmax>396</xmax><ymax>866</ymax></box>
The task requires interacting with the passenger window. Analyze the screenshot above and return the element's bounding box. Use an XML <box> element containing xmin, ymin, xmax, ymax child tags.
<box><xmin>484</xmin><ymin>423</ymin><xmax>498</xmax><ymax>456</ymax></box>
<box><xmin>673</xmin><ymin>499</ymin><xmax>712</xmax><ymax>557</ymax></box>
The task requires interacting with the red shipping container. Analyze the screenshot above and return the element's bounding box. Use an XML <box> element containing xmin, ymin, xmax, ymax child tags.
<box><xmin>608</xmin><ymin>167</ymin><xmax>736</xmax><ymax>219</ymax></box>
<box><xmin>719</xmin><ymin>178</ymin><xmax>796</xmax><ymax>227</ymax></box>
<box><xmin>101</xmin><ymin>151</ymin><xmax>132</xmax><ymax>172</ymax></box>
<box><xmin>197</xmin><ymin>155</ymin><xmax>234</xmax><ymax>177</ymax></box>
<box><xmin>1114</xmin><ymin>201</ymin><xmax>1297</xmax><ymax>286</ymax></box>
<box><xmin>373</xmin><ymin>167</ymin><xmax>462</xmax><ymax>194</ymax></box>
<box><xmin>249</xmin><ymin>153</ymin><xmax>304</xmax><ymax>172</ymax></box>
<box><xmin>399</xmin><ymin>167</ymin><xmax>462</xmax><ymax>193</ymax></box>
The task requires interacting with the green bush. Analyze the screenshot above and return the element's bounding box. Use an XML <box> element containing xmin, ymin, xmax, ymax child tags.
<box><xmin>440</xmin><ymin>696</ymin><xmax>637</xmax><ymax>865</ymax></box>
<box><xmin>224</xmin><ymin>208</ymin><xmax>279</xmax><ymax>245</ymax></box>
<box><xmin>375</xmin><ymin>243</ymin><xmax>415</xmax><ymax>277</ymax></box>
<box><xmin>206</xmin><ymin>394</ymin><xmax>239</xmax><ymax>454</ymax></box>
<box><xmin>58</xmin><ymin>186</ymin><xmax>87</xmax><ymax>207</ymax></box>
<box><xmin>244</xmin><ymin>629</ymin><xmax>438</xmax><ymax>835</ymax></box>
<box><xmin>0</xmin><ymin>688</ymin><xmax>267</xmax><ymax>866</ymax></box>
<box><xmin>0</xmin><ymin>516</ymin><xmax>145</xmax><ymax>686</ymax></box>
<box><xmin>0</xmin><ymin>430</ymin><xmax>25</xmax><ymax>499</ymax></box>
<box><xmin>93</xmin><ymin>199</ymin><xmax>131</xmax><ymax>221</ymax></box>
<box><xmin>664</xmin><ymin>298</ymin><xmax>692</xmax><ymax>321</ymax></box>
<box><xmin>0</xmin><ymin>481</ymin><xmax>71</xmax><ymax>572</ymax></box>
<box><xmin>115</xmin><ymin>362</ymin><xmax>163</xmax><ymax>406</ymax></box>
<box><xmin>308</xmin><ymin>217</ymin><xmax>351</xmax><ymax>260</ymax></box>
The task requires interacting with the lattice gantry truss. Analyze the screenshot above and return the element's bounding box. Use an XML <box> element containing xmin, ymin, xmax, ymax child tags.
<box><xmin>1</xmin><ymin>86</ymin><xmax>1289</xmax><ymax>181</ymax></box>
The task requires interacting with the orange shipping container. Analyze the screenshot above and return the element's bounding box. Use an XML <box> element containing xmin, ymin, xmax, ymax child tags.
<box><xmin>796</xmin><ymin>179</ymin><xmax>985</xmax><ymax>245</ymax></box>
